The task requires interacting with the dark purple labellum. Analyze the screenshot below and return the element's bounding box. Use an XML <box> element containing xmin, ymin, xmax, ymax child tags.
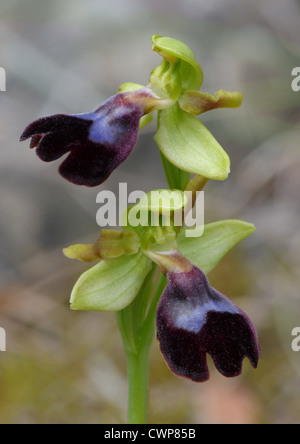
<box><xmin>20</xmin><ymin>93</ymin><xmax>146</xmax><ymax>187</ymax></box>
<box><xmin>156</xmin><ymin>266</ymin><xmax>260</xmax><ymax>382</ymax></box>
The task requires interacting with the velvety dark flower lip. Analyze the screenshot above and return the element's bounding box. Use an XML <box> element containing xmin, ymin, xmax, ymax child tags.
<box><xmin>156</xmin><ymin>266</ymin><xmax>260</xmax><ymax>382</ymax></box>
<box><xmin>20</xmin><ymin>89</ymin><xmax>158</xmax><ymax>187</ymax></box>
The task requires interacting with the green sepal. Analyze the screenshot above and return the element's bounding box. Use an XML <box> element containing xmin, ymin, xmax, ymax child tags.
<box><xmin>70</xmin><ymin>252</ymin><xmax>152</xmax><ymax>312</ymax></box>
<box><xmin>117</xmin><ymin>82</ymin><xmax>153</xmax><ymax>128</ymax></box>
<box><xmin>177</xmin><ymin>219</ymin><xmax>255</xmax><ymax>274</ymax></box>
<box><xmin>179</xmin><ymin>89</ymin><xmax>244</xmax><ymax>115</ymax></box>
<box><xmin>150</xmin><ymin>35</ymin><xmax>203</xmax><ymax>95</ymax></box>
<box><xmin>155</xmin><ymin>104</ymin><xmax>230</xmax><ymax>181</ymax></box>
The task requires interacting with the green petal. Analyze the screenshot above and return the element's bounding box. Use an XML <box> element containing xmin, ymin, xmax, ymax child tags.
<box><xmin>70</xmin><ymin>252</ymin><xmax>152</xmax><ymax>312</ymax></box>
<box><xmin>63</xmin><ymin>243</ymin><xmax>100</xmax><ymax>262</ymax></box>
<box><xmin>179</xmin><ymin>89</ymin><xmax>244</xmax><ymax>115</ymax></box>
<box><xmin>151</xmin><ymin>35</ymin><xmax>203</xmax><ymax>91</ymax></box>
<box><xmin>63</xmin><ymin>230</ymin><xmax>140</xmax><ymax>262</ymax></box>
<box><xmin>155</xmin><ymin>104</ymin><xmax>230</xmax><ymax>180</ymax></box>
<box><xmin>177</xmin><ymin>219</ymin><xmax>255</xmax><ymax>274</ymax></box>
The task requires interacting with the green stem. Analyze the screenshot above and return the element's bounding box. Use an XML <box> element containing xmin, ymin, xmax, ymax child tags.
<box><xmin>141</xmin><ymin>272</ymin><xmax>167</xmax><ymax>342</ymax></box>
<box><xmin>126</xmin><ymin>272</ymin><xmax>167</xmax><ymax>424</ymax></box>
<box><xmin>126</xmin><ymin>346</ymin><xmax>151</xmax><ymax>424</ymax></box>
<box><xmin>117</xmin><ymin>267</ymin><xmax>167</xmax><ymax>424</ymax></box>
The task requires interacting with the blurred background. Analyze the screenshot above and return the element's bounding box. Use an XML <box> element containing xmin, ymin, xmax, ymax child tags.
<box><xmin>0</xmin><ymin>0</ymin><xmax>300</xmax><ymax>424</ymax></box>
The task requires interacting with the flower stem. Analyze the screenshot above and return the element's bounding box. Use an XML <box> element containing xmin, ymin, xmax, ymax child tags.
<box><xmin>126</xmin><ymin>346</ymin><xmax>151</xmax><ymax>424</ymax></box>
<box><xmin>117</xmin><ymin>268</ymin><xmax>167</xmax><ymax>424</ymax></box>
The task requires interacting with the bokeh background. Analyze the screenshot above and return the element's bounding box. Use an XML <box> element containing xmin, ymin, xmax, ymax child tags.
<box><xmin>0</xmin><ymin>0</ymin><xmax>300</xmax><ymax>424</ymax></box>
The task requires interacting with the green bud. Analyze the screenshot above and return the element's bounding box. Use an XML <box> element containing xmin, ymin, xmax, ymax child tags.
<box><xmin>121</xmin><ymin>188</ymin><xmax>187</xmax><ymax>250</ymax></box>
<box><xmin>149</xmin><ymin>35</ymin><xmax>203</xmax><ymax>100</ymax></box>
